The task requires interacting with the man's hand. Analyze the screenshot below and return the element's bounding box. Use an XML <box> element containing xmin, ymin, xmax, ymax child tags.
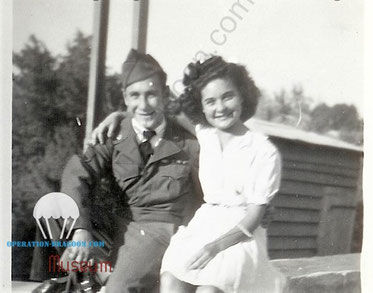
<box><xmin>67</xmin><ymin>229</ymin><xmax>93</xmax><ymax>263</ymax></box>
<box><xmin>90</xmin><ymin>111</ymin><xmax>129</xmax><ymax>145</ymax></box>
<box><xmin>186</xmin><ymin>242</ymin><xmax>220</xmax><ymax>270</ymax></box>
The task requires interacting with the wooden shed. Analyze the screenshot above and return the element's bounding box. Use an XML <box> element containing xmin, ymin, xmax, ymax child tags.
<box><xmin>246</xmin><ymin>119</ymin><xmax>363</xmax><ymax>259</ymax></box>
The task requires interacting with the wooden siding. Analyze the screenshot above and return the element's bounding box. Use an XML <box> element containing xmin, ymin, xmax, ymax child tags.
<box><xmin>267</xmin><ymin>138</ymin><xmax>362</xmax><ymax>259</ymax></box>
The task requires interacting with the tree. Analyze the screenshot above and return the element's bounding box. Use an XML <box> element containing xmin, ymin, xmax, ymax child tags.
<box><xmin>308</xmin><ymin>103</ymin><xmax>332</xmax><ymax>133</ymax></box>
<box><xmin>12</xmin><ymin>32</ymin><xmax>122</xmax><ymax>280</ymax></box>
<box><xmin>308</xmin><ymin>103</ymin><xmax>363</xmax><ymax>144</ymax></box>
<box><xmin>255</xmin><ymin>87</ymin><xmax>362</xmax><ymax>145</ymax></box>
<box><xmin>256</xmin><ymin>86</ymin><xmax>313</xmax><ymax>129</ymax></box>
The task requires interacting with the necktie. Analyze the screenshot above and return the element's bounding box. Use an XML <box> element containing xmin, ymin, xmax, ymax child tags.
<box><xmin>139</xmin><ymin>130</ymin><xmax>156</xmax><ymax>164</ymax></box>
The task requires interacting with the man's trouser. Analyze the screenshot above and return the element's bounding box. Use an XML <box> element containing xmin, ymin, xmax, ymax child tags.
<box><xmin>105</xmin><ymin>221</ymin><xmax>177</xmax><ymax>293</ymax></box>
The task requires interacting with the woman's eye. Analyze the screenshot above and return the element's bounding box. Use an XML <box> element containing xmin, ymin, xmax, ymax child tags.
<box><xmin>204</xmin><ymin>99</ymin><xmax>215</xmax><ymax>105</ymax></box>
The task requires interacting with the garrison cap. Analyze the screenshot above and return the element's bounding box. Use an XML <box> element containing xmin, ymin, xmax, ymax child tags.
<box><xmin>121</xmin><ymin>49</ymin><xmax>167</xmax><ymax>88</ymax></box>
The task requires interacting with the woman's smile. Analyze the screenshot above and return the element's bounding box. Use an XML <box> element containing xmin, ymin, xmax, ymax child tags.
<box><xmin>201</xmin><ymin>78</ymin><xmax>243</xmax><ymax>131</ymax></box>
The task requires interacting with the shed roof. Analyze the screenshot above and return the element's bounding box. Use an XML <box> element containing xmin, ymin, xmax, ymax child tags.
<box><xmin>245</xmin><ymin>118</ymin><xmax>363</xmax><ymax>152</ymax></box>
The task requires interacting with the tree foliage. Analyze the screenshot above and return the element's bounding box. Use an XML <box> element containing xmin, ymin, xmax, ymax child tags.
<box><xmin>12</xmin><ymin>32</ymin><xmax>122</xmax><ymax>280</ymax></box>
<box><xmin>255</xmin><ymin>87</ymin><xmax>363</xmax><ymax>145</ymax></box>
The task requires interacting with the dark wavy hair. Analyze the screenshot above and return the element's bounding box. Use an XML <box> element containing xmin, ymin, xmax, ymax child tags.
<box><xmin>179</xmin><ymin>56</ymin><xmax>260</xmax><ymax>125</ymax></box>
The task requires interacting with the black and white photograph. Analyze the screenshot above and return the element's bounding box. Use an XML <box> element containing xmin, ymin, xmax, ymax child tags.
<box><xmin>1</xmin><ymin>0</ymin><xmax>371</xmax><ymax>292</ymax></box>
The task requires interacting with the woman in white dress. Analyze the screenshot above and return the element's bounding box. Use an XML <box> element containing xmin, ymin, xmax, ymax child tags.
<box><xmin>92</xmin><ymin>56</ymin><xmax>286</xmax><ymax>293</ymax></box>
<box><xmin>159</xmin><ymin>56</ymin><xmax>285</xmax><ymax>293</ymax></box>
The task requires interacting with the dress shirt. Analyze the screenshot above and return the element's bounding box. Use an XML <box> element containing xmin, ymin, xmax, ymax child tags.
<box><xmin>131</xmin><ymin>117</ymin><xmax>166</xmax><ymax>148</ymax></box>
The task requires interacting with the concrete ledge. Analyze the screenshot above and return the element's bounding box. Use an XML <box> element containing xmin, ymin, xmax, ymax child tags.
<box><xmin>271</xmin><ymin>253</ymin><xmax>361</xmax><ymax>293</ymax></box>
<box><xmin>13</xmin><ymin>254</ymin><xmax>361</xmax><ymax>292</ymax></box>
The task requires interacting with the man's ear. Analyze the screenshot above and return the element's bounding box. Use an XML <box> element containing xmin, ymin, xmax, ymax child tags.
<box><xmin>122</xmin><ymin>89</ymin><xmax>128</xmax><ymax>106</ymax></box>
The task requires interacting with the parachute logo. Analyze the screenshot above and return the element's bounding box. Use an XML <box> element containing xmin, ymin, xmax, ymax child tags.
<box><xmin>33</xmin><ymin>192</ymin><xmax>80</xmax><ymax>240</ymax></box>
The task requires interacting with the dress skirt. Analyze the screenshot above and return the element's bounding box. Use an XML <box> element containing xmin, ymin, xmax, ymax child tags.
<box><xmin>161</xmin><ymin>203</ymin><xmax>286</xmax><ymax>293</ymax></box>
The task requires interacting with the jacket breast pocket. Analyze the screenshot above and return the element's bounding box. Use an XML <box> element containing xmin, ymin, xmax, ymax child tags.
<box><xmin>113</xmin><ymin>162</ymin><xmax>141</xmax><ymax>190</ymax></box>
<box><xmin>156</xmin><ymin>164</ymin><xmax>190</xmax><ymax>200</ymax></box>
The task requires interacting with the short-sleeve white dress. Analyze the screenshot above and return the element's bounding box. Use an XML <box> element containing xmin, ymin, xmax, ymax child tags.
<box><xmin>161</xmin><ymin>126</ymin><xmax>286</xmax><ymax>293</ymax></box>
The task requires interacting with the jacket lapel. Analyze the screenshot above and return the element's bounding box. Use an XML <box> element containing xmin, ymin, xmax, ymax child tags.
<box><xmin>115</xmin><ymin>118</ymin><xmax>184</xmax><ymax>166</ymax></box>
<box><xmin>114</xmin><ymin>119</ymin><xmax>143</xmax><ymax>165</ymax></box>
<box><xmin>148</xmin><ymin>119</ymin><xmax>183</xmax><ymax>165</ymax></box>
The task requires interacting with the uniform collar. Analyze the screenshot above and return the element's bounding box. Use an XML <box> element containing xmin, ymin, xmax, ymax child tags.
<box><xmin>114</xmin><ymin>118</ymin><xmax>183</xmax><ymax>166</ymax></box>
<box><xmin>131</xmin><ymin>117</ymin><xmax>166</xmax><ymax>144</ymax></box>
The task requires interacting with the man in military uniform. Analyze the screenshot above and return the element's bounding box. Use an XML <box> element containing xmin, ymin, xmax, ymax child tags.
<box><xmin>32</xmin><ymin>49</ymin><xmax>201</xmax><ymax>293</ymax></box>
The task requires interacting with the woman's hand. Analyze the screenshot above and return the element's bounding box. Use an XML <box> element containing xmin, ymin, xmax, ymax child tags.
<box><xmin>186</xmin><ymin>242</ymin><xmax>221</xmax><ymax>270</ymax></box>
<box><xmin>185</xmin><ymin>204</ymin><xmax>265</xmax><ymax>272</ymax></box>
<box><xmin>90</xmin><ymin>111</ymin><xmax>129</xmax><ymax>144</ymax></box>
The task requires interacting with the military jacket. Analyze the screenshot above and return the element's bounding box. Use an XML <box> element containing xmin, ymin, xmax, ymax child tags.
<box><xmin>61</xmin><ymin>118</ymin><xmax>201</xmax><ymax>232</ymax></box>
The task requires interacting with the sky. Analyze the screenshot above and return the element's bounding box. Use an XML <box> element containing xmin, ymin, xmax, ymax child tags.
<box><xmin>13</xmin><ymin>0</ymin><xmax>364</xmax><ymax>113</ymax></box>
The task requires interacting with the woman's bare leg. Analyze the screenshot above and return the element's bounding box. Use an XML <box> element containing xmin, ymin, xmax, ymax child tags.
<box><xmin>160</xmin><ymin>272</ymin><xmax>196</xmax><ymax>293</ymax></box>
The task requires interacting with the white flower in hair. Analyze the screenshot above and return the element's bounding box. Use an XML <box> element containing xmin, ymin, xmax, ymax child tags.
<box><xmin>225</xmin><ymin>55</ymin><xmax>239</xmax><ymax>64</ymax></box>
<box><xmin>196</xmin><ymin>53</ymin><xmax>215</xmax><ymax>64</ymax></box>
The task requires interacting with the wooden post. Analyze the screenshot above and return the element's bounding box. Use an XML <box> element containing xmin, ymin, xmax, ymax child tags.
<box><xmin>132</xmin><ymin>0</ymin><xmax>149</xmax><ymax>53</ymax></box>
<box><xmin>84</xmin><ymin>0</ymin><xmax>110</xmax><ymax>149</ymax></box>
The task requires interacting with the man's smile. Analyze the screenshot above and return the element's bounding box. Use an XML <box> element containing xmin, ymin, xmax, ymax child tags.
<box><xmin>137</xmin><ymin>111</ymin><xmax>155</xmax><ymax>117</ymax></box>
